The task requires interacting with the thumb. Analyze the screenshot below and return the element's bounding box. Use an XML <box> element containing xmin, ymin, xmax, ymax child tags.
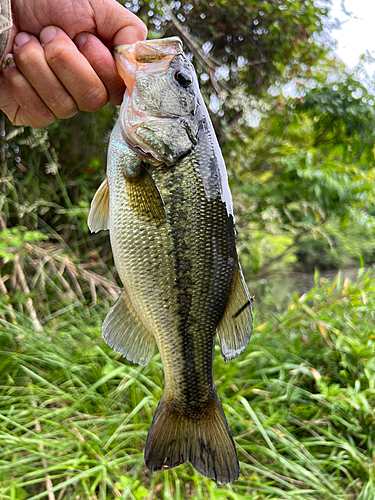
<box><xmin>91</xmin><ymin>0</ymin><xmax>147</xmax><ymax>46</ymax></box>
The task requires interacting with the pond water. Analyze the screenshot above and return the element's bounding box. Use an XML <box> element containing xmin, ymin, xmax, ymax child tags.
<box><xmin>251</xmin><ymin>265</ymin><xmax>374</xmax><ymax>309</ymax></box>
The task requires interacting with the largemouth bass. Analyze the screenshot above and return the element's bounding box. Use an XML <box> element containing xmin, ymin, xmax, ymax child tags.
<box><xmin>88</xmin><ymin>37</ymin><xmax>253</xmax><ymax>484</ymax></box>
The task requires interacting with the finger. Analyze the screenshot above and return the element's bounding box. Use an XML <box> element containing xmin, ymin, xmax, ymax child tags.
<box><xmin>91</xmin><ymin>0</ymin><xmax>147</xmax><ymax>46</ymax></box>
<box><xmin>13</xmin><ymin>32</ymin><xmax>78</xmax><ymax>119</ymax></box>
<box><xmin>74</xmin><ymin>32</ymin><xmax>125</xmax><ymax>106</ymax></box>
<box><xmin>0</xmin><ymin>70</ymin><xmax>24</xmax><ymax>126</ymax></box>
<box><xmin>40</xmin><ymin>26</ymin><xmax>108</xmax><ymax>113</ymax></box>
<box><xmin>1</xmin><ymin>54</ymin><xmax>55</xmax><ymax>128</ymax></box>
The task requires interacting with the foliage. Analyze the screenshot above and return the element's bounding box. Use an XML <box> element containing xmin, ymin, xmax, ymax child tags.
<box><xmin>118</xmin><ymin>0</ymin><xmax>335</xmax><ymax>149</ymax></box>
<box><xmin>2</xmin><ymin>0</ymin><xmax>371</xmax><ymax>280</ymax></box>
<box><xmin>0</xmin><ymin>227</ymin><xmax>48</xmax><ymax>261</ymax></box>
<box><xmin>295</xmin><ymin>221</ymin><xmax>375</xmax><ymax>272</ymax></box>
<box><xmin>0</xmin><ymin>271</ymin><xmax>374</xmax><ymax>499</ymax></box>
<box><xmin>0</xmin><ymin>109</ymin><xmax>117</xmax><ymax>272</ymax></box>
<box><xmin>226</xmin><ymin>63</ymin><xmax>375</xmax><ymax>278</ymax></box>
<box><xmin>1</xmin><ymin>1</ymin><xmax>375</xmax><ymax>497</ymax></box>
<box><xmin>133</xmin><ymin>0</ymin><xmax>332</xmax><ymax>95</ymax></box>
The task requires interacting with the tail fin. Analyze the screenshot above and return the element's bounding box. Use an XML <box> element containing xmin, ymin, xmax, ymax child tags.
<box><xmin>144</xmin><ymin>392</ymin><xmax>239</xmax><ymax>484</ymax></box>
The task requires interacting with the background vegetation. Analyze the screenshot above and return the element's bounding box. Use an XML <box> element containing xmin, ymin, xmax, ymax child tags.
<box><xmin>0</xmin><ymin>0</ymin><xmax>374</xmax><ymax>498</ymax></box>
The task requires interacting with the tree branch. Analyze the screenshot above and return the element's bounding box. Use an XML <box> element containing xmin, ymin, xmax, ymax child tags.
<box><xmin>160</xmin><ymin>0</ymin><xmax>231</xmax><ymax>94</ymax></box>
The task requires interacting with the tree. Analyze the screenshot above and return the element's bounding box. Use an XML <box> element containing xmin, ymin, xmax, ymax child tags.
<box><xmin>225</xmin><ymin>62</ymin><xmax>375</xmax><ymax>278</ymax></box>
<box><xmin>2</xmin><ymin>0</ymin><xmax>374</xmax><ymax>308</ymax></box>
<box><xmin>125</xmin><ymin>0</ymin><xmax>334</xmax><ymax>135</ymax></box>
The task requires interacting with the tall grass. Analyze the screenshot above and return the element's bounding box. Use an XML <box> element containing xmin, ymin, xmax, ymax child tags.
<box><xmin>0</xmin><ymin>270</ymin><xmax>374</xmax><ymax>499</ymax></box>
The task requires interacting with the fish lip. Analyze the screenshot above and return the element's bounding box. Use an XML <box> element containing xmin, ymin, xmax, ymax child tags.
<box><xmin>113</xmin><ymin>37</ymin><xmax>183</xmax><ymax>56</ymax></box>
<box><xmin>113</xmin><ymin>44</ymin><xmax>133</xmax><ymax>56</ymax></box>
<box><xmin>113</xmin><ymin>37</ymin><xmax>183</xmax><ymax>66</ymax></box>
<box><xmin>113</xmin><ymin>37</ymin><xmax>184</xmax><ymax>93</ymax></box>
<box><xmin>112</xmin><ymin>43</ymin><xmax>134</xmax><ymax>61</ymax></box>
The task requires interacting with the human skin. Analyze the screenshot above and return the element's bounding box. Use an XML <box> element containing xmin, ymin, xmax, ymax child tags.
<box><xmin>0</xmin><ymin>0</ymin><xmax>147</xmax><ymax>128</ymax></box>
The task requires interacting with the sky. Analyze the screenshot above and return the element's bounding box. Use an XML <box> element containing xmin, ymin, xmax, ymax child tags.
<box><xmin>330</xmin><ymin>0</ymin><xmax>375</xmax><ymax>75</ymax></box>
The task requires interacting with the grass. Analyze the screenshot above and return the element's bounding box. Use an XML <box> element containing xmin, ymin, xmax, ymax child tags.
<box><xmin>0</xmin><ymin>270</ymin><xmax>374</xmax><ymax>499</ymax></box>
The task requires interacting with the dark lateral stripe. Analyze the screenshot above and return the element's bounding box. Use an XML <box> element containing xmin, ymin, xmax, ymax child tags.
<box><xmin>233</xmin><ymin>300</ymin><xmax>251</xmax><ymax>319</ymax></box>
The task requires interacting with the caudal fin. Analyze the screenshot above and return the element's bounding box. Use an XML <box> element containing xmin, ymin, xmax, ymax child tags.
<box><xmin>144</xmin><ymin>392</ymin><xmax>239</xmax><ymax>484</ymax></box>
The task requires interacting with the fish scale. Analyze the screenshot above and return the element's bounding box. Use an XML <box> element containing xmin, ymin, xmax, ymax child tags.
<box><xmin>113</xmin><ymin>153</ymin><xmax>232</xmax><ymax>405</ymax></box>
<box><xmin>88</xmin><ymin>37</ymin><xmax>253</xmax><ymax>483</ymax></box>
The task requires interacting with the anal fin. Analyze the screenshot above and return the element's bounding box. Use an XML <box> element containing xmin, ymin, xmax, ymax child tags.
<box><xmin>217</xmin><ymin>262</ymin><xmax>253</xmax><ymax>362</ymax></box>
<box><xmin>103</xmin><ymin>289</ymin><xmax>155</xmax><ymax>366</ymax></box>
<box><xmin>88</xmin><ymin>178</ymin><xmax>109</xmax><ymax>233</ymax></box>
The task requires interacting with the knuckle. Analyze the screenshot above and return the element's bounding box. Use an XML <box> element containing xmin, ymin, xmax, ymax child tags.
<box><xmin>28</xmin><ymin>107</ymin><xmax>55</xmax><ymax>127</ymax></box>
<box><xmin>134</xmin><ymin>20</ymin><xmax>148</xmax><ymax>41</ymax></box>
<box><xmin>55</xmin><ymin>105</ymin><xmax>77</xmax><ymax>120</ymax></box>
<box><xmin>78</xmin><ymin>87</ymin><xmax>108</xmax><ymax>112</ymax></box>
<box><xmin>7</xmin><ymin>108</ymin><xmax>23</xmax><ymax>126</ymax></box>
<box><xmin>17</xmin><ymin>108</ymin><xmax>55</xmax><ymax>128</ymax></box>
<box><xmin>45</xmin><ymin>43</ymin><xmax>71</xmax><ymax>67</ymax></box>
<box><xmin>48</xmin><ymin>94</ymin><xmax>77</xmax><ymax>119</ymax></box>
<box><xmin>15</xmin><ymin>45</ymin><xmax>41</xmax><ymax>69</ymax></box>
<box><xmin>21</xmin><ymin>98</ymin><xmax>55</xmax><ymax>126</ymax></box>
<box><xmin>32</xmin><ymin>115</ymin><xmax>56</xmax><ymax>128</ymax></box>
<box><xmin>5</xmin><ymin>69</ymin><xmax>25</xmax><ymax>90</ymax></box>
<box><xmin>10</xmin><ymin>107</ymin><xmax>25</xmax><ymax>126</ymax></box>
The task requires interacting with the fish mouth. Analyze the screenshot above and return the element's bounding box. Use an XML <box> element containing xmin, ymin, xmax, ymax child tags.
<box><xmin>114</xmin><ymin>37</ymin><xmax>196</xmax><ymax>165</ymax></box>
<box><xmin>114</xmin><ymin>37</ymin><xmax>183</xmax><ymax>62</ymax></box>
<box><xmin>113</xmin><ymin>37</ymin><xmax>183</xmax><ymax>93</ymax></box>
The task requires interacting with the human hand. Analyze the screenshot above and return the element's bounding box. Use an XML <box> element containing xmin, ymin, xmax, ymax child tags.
<box><xmin>0</xmin><ymin>0</ymin><xmax>147</xmax><ymax>127</ymax></box>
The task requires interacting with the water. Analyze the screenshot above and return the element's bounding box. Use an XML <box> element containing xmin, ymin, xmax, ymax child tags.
<box><xmin>253</xmin><ymin>265</ymin><xmax>374</xmax><ymax>309</ymax></box>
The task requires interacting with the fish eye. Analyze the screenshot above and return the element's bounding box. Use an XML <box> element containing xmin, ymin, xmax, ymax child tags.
<box><xmin>174</xmin><ymin>70</ymin><xmax>192</xmax><ymax>88</ymax></box>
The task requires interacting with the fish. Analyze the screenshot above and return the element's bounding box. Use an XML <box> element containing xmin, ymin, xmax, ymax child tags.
<box><xmin>88</xmin><ymin>37</ymin><xmax>253</xmax><ymax>484</ymax></box>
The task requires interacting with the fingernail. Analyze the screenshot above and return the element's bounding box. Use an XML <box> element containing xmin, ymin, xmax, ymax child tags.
<box><xmin>75</xmin><ymin>33</ymin><xmax>88</xmax><ymax>50</ymax></box>
<box><xmin>2</xmin><ymin>53</ymin><xmax>15</xmax><ymax>69</ymax></box>
<box><xmin>40</xmin><ymin>26</ymin><xmax>57</xmax><ymax>45</ymax></box>
<box><xmin>14</xmin><ymin>32</ymin><xmax>31</xmax><ymax>47</ymax></box>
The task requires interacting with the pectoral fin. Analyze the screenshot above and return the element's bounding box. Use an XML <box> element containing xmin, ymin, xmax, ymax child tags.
<box><xmin>125</xmin><ymin>163</ymin><xmax>166</xmax><ymax>221</ymax></box>
<box><xmin>103</xmin><ymin>289</ymin><xmax>155</xmax><ymax>366</ymax></box>
<box><xmin>217</xmin><ymin>262</ymin><xmax>253</xmax><ymax>362</ymax></box>
<box><xmin>88</xmin><ymin>178</ymin><xmax>109</xmax><ymax>233</ymax></box>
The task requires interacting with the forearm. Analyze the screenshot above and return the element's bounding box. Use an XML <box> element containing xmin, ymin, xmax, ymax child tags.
<box><xmin>0</xmin><ymin>0</ymin><xmax>12</xmax><ymax>62</ymax></box>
